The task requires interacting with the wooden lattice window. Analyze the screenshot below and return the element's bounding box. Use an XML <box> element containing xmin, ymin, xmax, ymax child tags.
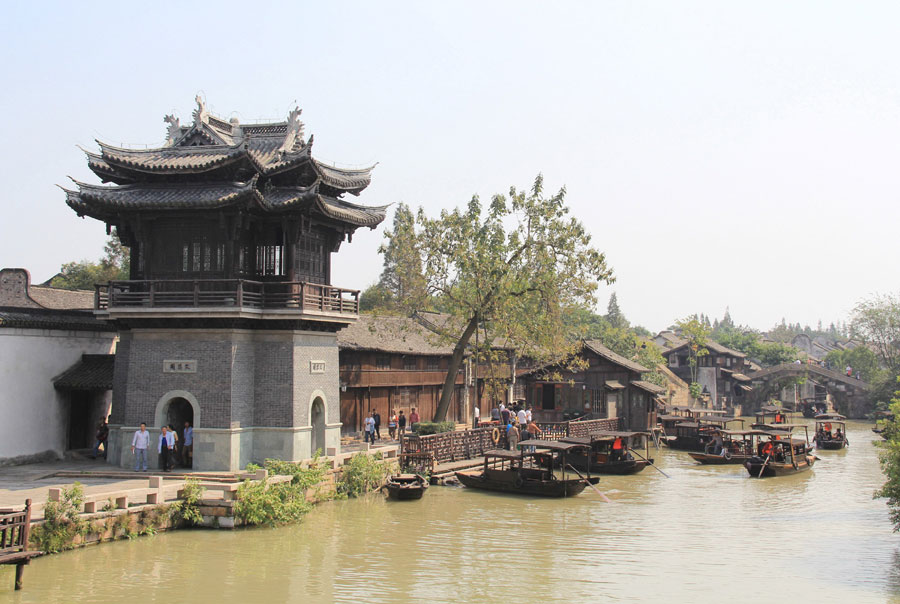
<box><xmin>376</xmin><ymin>356</ymin><xmax>391</xmax><ymax>370</ymax></box>
<box><xmin>404</xmin><ymin>357</ymin><xmax>417</xmax><ymax>370</ymax></box>
<box><xmin>295</xmin><ymin>231</ymin><xmax>327</xmax><ymax>283</ymax></box>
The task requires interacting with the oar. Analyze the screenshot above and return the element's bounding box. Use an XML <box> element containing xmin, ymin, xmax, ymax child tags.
<box><xmin>629</xmin><ymin>449</ymin><xmax>671</xmax><ymax>479</ymax></box>
<box><xmin>566</xmin><ymin>464</ymin><xmax>611</xmax><ymax>503</ymax></box>
<box><xmin>758</xmin><ymin>455</ymin><xmax>771</xmax><ymax>478</ymax></box>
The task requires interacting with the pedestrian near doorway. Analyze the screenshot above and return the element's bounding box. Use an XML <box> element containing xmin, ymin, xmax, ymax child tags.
<box><xmin>409</xmin><ymin>408</ymin><xmax>419</xmax><ymax>427</ymax></box>
<box><xmin>158</xmin><ymin>426</ymin><xmax>175</xmax><ymax>472</ymax></box>
<box><xmin>373</xmin><ymin>410</ymin><xmax>382</xmax><ymax>441</ymax></box>
<box><xmin>388</xmin><ymin>411</ymin><xmax>398</xmax><ymax>440</ymax></box>
<box><xmin>364</xmin><ymin>412</ymin><xmax>375</xmax><ymax>444</ymax></box>
<box><xmin>182</xmin><ymin>421</ymin><xmax>193</xmax><ymax>468</ymax></box>
<box><xmin>131</xmin><ymin>423</ymin><xmax>150</xmax><ymax>472</ymax></box>
<box><xmin>91</xmin><ymin>417</ymin><xmax>109</xmax><ymax>459</ymax></box>
<box><xmin>398</xmin><ymin>410</ymin><xmax>407</xmax><ymax>437</ymax></box>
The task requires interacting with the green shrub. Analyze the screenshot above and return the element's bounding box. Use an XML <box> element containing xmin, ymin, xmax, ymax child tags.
<box><xmin>262</xmin><ymin>456</ymin><xmax>327</xmax><ymax>490</ymax></box>
<box><xmin>337</xmin><ymin>453</ymin><xmax>389</xmax><ymax>497</ymax></box>
<box><xmin>32</xmin><ymin>483</ymin><xmax>88</xmax><ymax>553</ymax></box>
<box><xmin>168</xmin><ymin>479</ymin><xmax>205</xmax><ymax>527</ymax></box>
<box><xmin>234</xmin><ymin>481</ymin><xmax>313</xmax><ymax>526</ymax></box>
<box><xmin>412</xmin><ymin>421</ymin><xmax>455</xmax><ymax>435</ymax></box>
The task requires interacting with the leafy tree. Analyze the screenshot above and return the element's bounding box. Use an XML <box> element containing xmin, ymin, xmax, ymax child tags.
<box><xmin>676</xmin><ymin>316</ymin><xmax>711</xmax><ymax>393</ymax></box>
<box><xmin>605</xmin><ymin>292</ymin><xmax>628</xmax><ymax>329</ymax></box>
<box><xmin>824</xmin><ymin>347</ymin><xmax>883</xmax><ymax>383</ymax></box>
<box><xmin>359</xmin><ymin>282</ymin><xmax>394</xmax><ymax>312</ymax></box>
<box><xmin>382</xmin><ymin>174</ymin><xmax>614</xmax><ymax>421</ymax></box>
<box><xmin>876</xmin><ymin>377</ymin><xmax>900</xmax><ymax>530</ymax></box>
<box><xmin>850</xmin><ymin>293</ymin><xmax>900</xmax><ymax>375</ymax></box>
<box><xmin>50</xmin><ymin>233</ymin><xmax>129</xmax><ymax>290</ymax></box>
<box><xmin>373</xmin><ymin>203</ymin><xmax>427</xmax><ymax>312</ymax></box>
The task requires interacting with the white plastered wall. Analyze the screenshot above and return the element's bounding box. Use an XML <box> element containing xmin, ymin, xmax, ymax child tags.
<box><xmin>0</xmin><ymin>328</ymin><xmax>116</xmax><ymax>461</ymax></box>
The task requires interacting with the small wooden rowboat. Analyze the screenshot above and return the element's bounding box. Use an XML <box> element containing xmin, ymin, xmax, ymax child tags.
<box><xmin>383</xmin><ymin>474</ymin><xmax>428</xmax><ymax>500</ymax></box>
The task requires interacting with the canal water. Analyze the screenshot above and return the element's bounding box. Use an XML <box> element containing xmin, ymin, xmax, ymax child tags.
<box><xmin>3</xmin><ymin>421</ymin><xmax>900</xmax><ymax>603</ymax></box>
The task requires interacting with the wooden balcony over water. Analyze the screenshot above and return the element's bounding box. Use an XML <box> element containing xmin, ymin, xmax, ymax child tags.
<box><xmin>94</xmin><ymin>279</ymin><xmax>359</xmax><ymax>322</ymax></box>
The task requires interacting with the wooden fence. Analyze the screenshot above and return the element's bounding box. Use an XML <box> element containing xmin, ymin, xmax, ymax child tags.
<box><xmin>0</xmin><ymin>499</ymin><xmax>39</xmax><ymax>590</ymax></box>
<box><xmin>402</xmin><ymin>417</ymin><xmax>623</xmax><ymax>465</ymax></box>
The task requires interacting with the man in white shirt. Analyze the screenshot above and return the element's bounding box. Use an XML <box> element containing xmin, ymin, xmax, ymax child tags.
<box><xmin>473</xmin><ymin>405</ymin><xmax>480</xmax><ymax>429</ymax></box>
<box><xmin>364</xmin><ymin>412</ymin><xmax>375</xmax><ymax>444</ymax></box>
<box><xmin>158</xmin><ymin>425</ymin><xmax>175</xmax><ymax>472</ymax></box>
<box><xmin>517</xmin><ymin>408</ymin><xmax>527</xmax><ymax>431</ymax></box>
<box><xmin>131</xmin><ymin>423</ymin><xmax>150</xmax><ymax>472</ymax></box>
<box><xmin>525</xmin><ymin>407</ymin><xmax>532</xmax><ymax>423</ymax></box>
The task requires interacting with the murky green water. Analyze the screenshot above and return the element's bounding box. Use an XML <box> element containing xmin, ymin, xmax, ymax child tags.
<box><xmin>3</xmin><ymin>421</ymin><xmax>899</xmax><ymax>603</ymax></box>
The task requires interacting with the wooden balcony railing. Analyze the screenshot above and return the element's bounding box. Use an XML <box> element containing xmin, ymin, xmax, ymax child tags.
<box><xmin>94</xmin><ymin>280</ymin><xmax>359</xmax><ymax>316</ymax></box>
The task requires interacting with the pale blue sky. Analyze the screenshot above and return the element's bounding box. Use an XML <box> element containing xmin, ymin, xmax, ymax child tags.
<box><xmin>2</xmin><ymin>1</ymin><xmax>898</xmax><ymax>332</ymax></box>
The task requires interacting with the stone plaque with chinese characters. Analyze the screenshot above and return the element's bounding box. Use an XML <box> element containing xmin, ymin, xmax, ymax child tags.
<box><xmin>309</xmin><ymin>360</ymin><xmax>326</xmax><ymax>374</ymax></box>
<box><xmin>163</xmin><ymin>360</ymin><xmax>197</xmax><ymax>374</ymax></box>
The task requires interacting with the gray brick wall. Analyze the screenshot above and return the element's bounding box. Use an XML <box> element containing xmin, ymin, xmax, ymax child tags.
<box><xmin>254</xmin><ymin>337</ymin><xmax>293</xmax><ymax>427</ymax></box>
<box><xmin>115</xmin><ymin>328</ymin><xmax>340</xmax><ymax>431</ymax></box>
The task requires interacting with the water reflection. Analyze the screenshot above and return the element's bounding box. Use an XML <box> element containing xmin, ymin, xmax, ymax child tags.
<box><xmin>2</xmin><ymin>421</ymin><xmax>899</xmax><ymax>603</ymax></box>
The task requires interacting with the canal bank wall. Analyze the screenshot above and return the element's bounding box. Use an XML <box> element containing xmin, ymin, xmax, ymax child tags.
<box><xmin>18</xmin><ymin>449</ymin><xmax>400</xmax><ymax>558</ymax></box>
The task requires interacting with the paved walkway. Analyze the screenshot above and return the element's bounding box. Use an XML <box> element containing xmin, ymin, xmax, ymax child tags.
<box><xmin>0</xmin><ymin>458</ymin><xmax>216</xmax><ymax>518</ymax></box>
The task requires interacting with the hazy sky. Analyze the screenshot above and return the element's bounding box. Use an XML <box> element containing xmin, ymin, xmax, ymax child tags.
<box><xmin>2</xmin><ymin>1</ymin><xmax>898</xmax><ymax>333</ymax></box>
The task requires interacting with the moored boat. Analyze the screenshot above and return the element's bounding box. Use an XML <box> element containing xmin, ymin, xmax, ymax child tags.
<box><xmin>455</xmin><ymin>441</ymin><xmax>598</xmax><ymax>498</ymax></box>
<box><xmin>558</xmin><ymin>431</ymin><xmax>653</xmax><ymax>474</ymax></box>
<box><xmin>662</xmin><ymin>416</ymin><xmax>745</xmax><ymax>452</ymax></box>
<box><xmin>383</xmin><ymin>474</ymin><xmax>428</xmax><ymax>500</ymax></box>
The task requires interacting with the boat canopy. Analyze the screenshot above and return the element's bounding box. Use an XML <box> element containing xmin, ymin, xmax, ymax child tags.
<box><xmin>815</xmin><ymin>414</ymin><xmax>846</xmax><ymax>420</ymax></box>
<box><xmin>518</xmin><ymin>439</ymin><xmax>590</xmax><ymax>452</ymax></box>
<box><xmin>483</xmin><ymin>449</ymin><xmax>523</xmax><ymax>460</ymax></box>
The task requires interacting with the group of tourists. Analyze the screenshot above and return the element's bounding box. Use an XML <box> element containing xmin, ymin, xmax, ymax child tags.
<box><xmin>129</xmin><ymin>421</ymin><xmax>193</xmax><ymax>472</ymax></box>
<box><xmin>492</xmin><ymin>402</ymin><xmax>543</xmax><ymax>451</ymax></box>
<box><xmin>364</xmin><ymin>408</ymin><xmax>420</xmax><ymax>443</ymax></box>
<box><xmin>816</xmin><ymin>425</ymin><xmax>844</xmax><ymax>442</ymax></box>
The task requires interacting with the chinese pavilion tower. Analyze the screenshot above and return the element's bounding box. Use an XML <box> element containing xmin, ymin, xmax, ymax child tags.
<box><xmin>62</xmin><ymin>97</ymin><xmax>386</xmax><ymax>470</ymax></box>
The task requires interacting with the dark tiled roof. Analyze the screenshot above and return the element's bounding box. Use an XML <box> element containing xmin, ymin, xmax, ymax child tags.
<box><xmin>583</xmin><ymin>340</ymin><xmax>649</xmax><ymax>373</ymax></box>
<box><xmin>337</xmin><ymin>314</ymin><xmax>455</xmax><ymax>356</ymax></box>
<box><xmin>27</xmin><ymin>286</ymin><xmax>94</xmax><ymax>310</ymax></box>
<box><xmin>54</xmin><ymin>354</ymin><xmax>115</xmax><ymax>390</ymax></box>
<box><xmin>316</xmin><ymin>196</ymin><xmax>389</xmax><ymax>228</ymax></box>
<box><xmin>0</xmin><ymin>307</ymin><xmax>115</xmax><ymax>332</ymax></box>
<box><xmin>662</xmin><ymin>339</ymin><xmax>746</xmax><ymax>359</ymax></box>
<box><xmin>64</xmin><ymin>179</ymin><xmax>258</xmax><ymax>213</ymax></box>
<box><xmin>631</xmin><ymin>380</ymin><xmax>666</xmax><ymax>395</ymax></box>
<box><xmin>97</xmin><ymin>141</ymin><xmax>247</xmax><ymax>172</ymax></box>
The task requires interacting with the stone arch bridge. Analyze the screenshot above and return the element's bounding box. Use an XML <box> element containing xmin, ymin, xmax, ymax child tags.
<box><xmin>748</xmin><ymin>362</ymin><xmax>871</xmax><ymax>417</ymax></box>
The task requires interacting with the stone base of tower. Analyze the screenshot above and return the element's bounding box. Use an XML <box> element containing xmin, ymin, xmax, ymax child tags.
<box><xmin>106</xmin><ymin>326</ymin><xmax>343</xmax><ymax>472</ymax></box>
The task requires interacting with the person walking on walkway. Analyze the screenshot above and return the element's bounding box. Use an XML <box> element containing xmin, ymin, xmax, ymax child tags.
<box><xmin>507</xmin><ymin>422</ymin><xmax>520</xmax><ymax>451</ymax></box>
<box><xmin>409</xmin><ymin>408</ymin><xmax>420</xmax><ymax>428</ymax></box>
<box><xmin>182</xmin><ymin>421</ymin><xmax>193</xmax><ymax>468</ymax></box>
<box><xmin>398</xmin><ymin>410</ymin><xmax>407</xmax><ymax>437</ymax></box>
<box><xmin>131</xmin><ymin>423</ymin><xmax>150</xmax><ymax>472</ymax></box>
<box><xmin>364</xmin><ymin>412</ymin><xmax>375</xmax><ymax>444</ymax></box>
<box><xmin>91</xmin><ymin>417</ymin><xmax>109</xmax><ymax>459</ymax></box>
<box><xmin>373</xmin><ymin>410</ymin><xmax>382</xmax><ymax>441</ymax></box>
<box><xmin>388</xmin><ymin>411</ymin><xmax>398</xmax><ymax>440</ymax></box>
<box><xmin>158</xmin><ymin>426</ymin><xmax>175</xmax><ymax>472</ymax></box>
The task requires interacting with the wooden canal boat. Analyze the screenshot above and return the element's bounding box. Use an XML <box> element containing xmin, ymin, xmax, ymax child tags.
<box><xmin>744</xmin><ymin>425</ymin><xmax>816</xmax><ymax>478</ymax></box>
<box><xmin>382</xmin><ymin>474</ymin><xmax>428</xmax><ymax>500</ymax></box>
<box><xmin>662</xmin><ymin>417</ymin><xmax>745</xmax><ymax>452</ymax></box>
<box><xmin>814</xmin><ymin>414</ymin><xmax>848</xmax><ymax>450</ymax></box>
<box><xmin>688</xmin><ymin>429</ymin><xmax>792</xmax><ymax>465</ymax></box>
<box><xmin>557</xmin><ymin>431</ymin><xmax>653</xmax><ymax>474</ymax></box>
<box><xmin>455</xmin><ymin>441</ymin><xmax>599</xmax><ymax>498</ymax></box>
<box><xmin>753</xmin><ymin>406</ymin><xmax>794</xmax><ymax>428</ymax></box>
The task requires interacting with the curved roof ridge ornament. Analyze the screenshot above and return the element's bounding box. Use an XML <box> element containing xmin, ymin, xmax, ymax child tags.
<box><xmin>279</xmin><ymin>106</ymin><xmax>305</xmax><ymax>156</ymax></box>
<box><xmin>163</xmin><ymin>114</ymin><xmax>181</xmax><ymax>146</ymax></box>
<box><xmin>192</xmin><ymin>94</ymin><xmax>208</xmax><ymax>128</ymax></box>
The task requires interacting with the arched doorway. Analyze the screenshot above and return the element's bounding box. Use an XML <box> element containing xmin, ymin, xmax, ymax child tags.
<box><xmin>310</xmin><ymin>397</ymin><xmax>325</xmax><ymax>457</ymax></box>
<box><xmin>165</xmin><ymin>397</ymin><xmax>194</xmax><ymax>441</ymax></box>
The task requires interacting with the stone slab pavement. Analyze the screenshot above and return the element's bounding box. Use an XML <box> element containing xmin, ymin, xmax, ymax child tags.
<box><xmin>0</xmin><ymin>458</ymin><xmax>212</xmax><ymax>518</ymax></box>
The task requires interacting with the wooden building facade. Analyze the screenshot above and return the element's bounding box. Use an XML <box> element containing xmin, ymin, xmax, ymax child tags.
<box><xmin>338</xmin><ymin>315</ymin><xmax>467</xmax><ymax>433</ymax></box>
<box><xmin>663</xmin><ymin>340</ymin><xmax>752</xmax><ymax>410</ymax></box>
<box><xmin>519</xmin><ymin>340</ymin><xmax>664</xmax><ymax>431</ymax></box>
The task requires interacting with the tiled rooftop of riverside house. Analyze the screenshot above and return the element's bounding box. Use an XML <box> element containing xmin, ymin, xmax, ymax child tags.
<box><xmin>337</xmin><ymin>314</ymin><xmax>456</xmax><ymax>356</ymax></box>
